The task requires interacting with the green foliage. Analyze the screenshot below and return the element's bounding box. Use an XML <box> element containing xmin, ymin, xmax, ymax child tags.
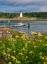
<box><xmin>0</xmin><ymin>12</ymin><xmax>47</xmax><ymax>19</ymax></box>
<box><xmin>23</xmin><ymin>12</ymin><xmax>47</xmax><ymax>19</ymax></box>
<box><xmin>0</xmin><ymin>32</ymin><xmax>47</xmax><ymax>64</ymax></box>
<box><xmin>0</xmin><ymin>12</ymin><xmax>19</xmax><ymax>18</ymax></box>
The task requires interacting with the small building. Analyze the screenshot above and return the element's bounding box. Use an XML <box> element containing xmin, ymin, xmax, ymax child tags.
<box><xmin>20</xmin><ymin>11</ymin><xmax>22</xmax><ymax>17</ymax></box>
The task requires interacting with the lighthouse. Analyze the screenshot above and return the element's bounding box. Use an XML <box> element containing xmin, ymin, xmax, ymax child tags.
<box><xmin>20</xmin><ymin>11</ymin><xmax>22</xmax><ymax>17</ymax></box>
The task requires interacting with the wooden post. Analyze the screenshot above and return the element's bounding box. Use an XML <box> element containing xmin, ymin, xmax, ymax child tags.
<box><xmin>8</xmin><ymin>20</ymin><xmax>10</xmax><ymax>28</ymax></box>
<box><xmin>28</xmin><ymin>22</ymin><xmax>30</xmax><ymax>35</ymax></box>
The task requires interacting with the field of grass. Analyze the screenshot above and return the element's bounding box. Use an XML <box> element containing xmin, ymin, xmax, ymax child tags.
<box><xmin>0</xmin><ymin>31</ymin><xmax>47</xmax><ymax>64</ymax></box>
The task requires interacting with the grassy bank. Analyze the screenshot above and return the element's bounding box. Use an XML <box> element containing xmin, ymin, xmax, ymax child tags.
<box><xmin>0</xmin><ymin>18</ymin><xmax>47</xmax><ymax>21</ymax></box>
<box><xmin>0</xmin><ymin>30</ymin><xmax>47</xmax><ymax>64</ymax></box>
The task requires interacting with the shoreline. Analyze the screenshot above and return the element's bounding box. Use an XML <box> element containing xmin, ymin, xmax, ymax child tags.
<box><xmin>0</xmin><ymin>18</ymin><xmax>47</xmax><ymax>21</ymax></box>
<box><xmin>0</xmin><ymin>27</ymin><xmax>19</xmax><ymax>34</ymax></box>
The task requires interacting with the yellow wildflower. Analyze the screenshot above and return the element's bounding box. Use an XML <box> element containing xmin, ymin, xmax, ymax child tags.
<box><xmin>22</xmin><ymin>47</ymin><xmax>25</xmax><ymax>50</ymax></box>
<box><xmin>45</xmin><ymin>56</ymin><xmax>47</xmax><ymax>61</ymax></box>
<box><xmin>10</xmin><ymin>56</ymin><xmax>16</xmax><ymax>60</ymax></box>
<box><xmin>41</xmin><ymin>57</ymin><xmax>45</xmax><ymax>60</ymax></box>
<box><xmin>31</xmin><ymin>31</ymin><xmax>37</xmax><ymax>35</ymax></box>
<box><xmin>18</xmin><ymin>52</ymin><xmax>23</xmax><ymax>55</ymax></box>
<box><xmin>44</xmin><ymin>44</ymin><xmax>47</xmax><ymax>46</ymax></box>
<box><xmin>43</xmin><ymin>62</ymin><xmax>47</xmax><ymax>64</ymax></box>
<box><xmin>38</xmin><ymin>32</ymin><xmax>42</xmax><ymax>36</ymax></box>
<box><xmin>15</xmin><ymin>35</ymin><xmax>19</xmax><ymax>38</ymax></box>
<box><xmin>8</xmin><ymin>38</ymin><xmax>11</xmax><ymax>41</ymax></box>
<box><xmin>34</xmin><ymin>46</ymin><xmax>37</xmax><ymax>48</ymax></box>
<box><xmin>26</xmin><ymin>56</ymin><xmax>28</xmax><ymax>58</ymax></box>
<box><xmin>29</xmin><ymin>51</ymin><xmax>33</xmax><ymax>54</ymax></box>
<box><xmin>40</xmin><ymin>40</ymin><xmax>43</xmax><ymax>42</ymax></box>
<box><xmin>3</xmin><ymin>52</ymin><xmax>6</xmax><ymax>55</ymax></box>
<box><xmin>16</xmin><ymin>60</ymin><xmax>21</xmax><ymax>64</ymax></box>
<box><xmin>40</xmin><ymin>56</ymin><xmax>45</xmax><ymax>60</ymax></box>
<box><xmin>28</xmin><ymin>41</ymin><xmax>31</xmax><ymax>44</ymax></box>
<box><xmin>39</xmin><ymin>52</ymin><xmax>43</xmax><ymax>56</ymax></box>
<box><xmin>8</xmin><ymin>62</ymin><xmax>12</xmax><ymax>64</ymax></box>
<box><xmin>45</xmin><ymin>36</ymin><xmax>47</xmax><ymax>39</ymax></box>
<box><xmin>25</xmin><ymin>43</ymin><xmax>28</xmax><ymax>47</ymax></box>
<box><xmin>20</xmin><ymin>35</ymin><xmax>25</xmax><ymax>40</ymax></box>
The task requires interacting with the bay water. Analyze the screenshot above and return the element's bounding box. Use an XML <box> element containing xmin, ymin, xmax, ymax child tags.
<box><xmin>0</xmin><ymin>21</ymin><xmax>47</xmax><ymax>33</ymax></box>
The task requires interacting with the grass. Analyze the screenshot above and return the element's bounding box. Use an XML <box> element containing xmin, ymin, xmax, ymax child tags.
<box><xmin>0</xmin><ymin>31</ymin><xmax>47</xmax><ymax>64</ymax></box>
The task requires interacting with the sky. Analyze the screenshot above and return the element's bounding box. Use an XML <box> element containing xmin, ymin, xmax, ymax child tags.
<box><xmin>0</xmin><ymin>0</ymin><xmax>47</xmax><ymax>12</ymax></box>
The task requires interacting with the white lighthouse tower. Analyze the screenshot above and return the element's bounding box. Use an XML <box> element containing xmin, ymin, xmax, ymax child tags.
<box><xmin>20</xmin><ymin>11</ymin><xmax>22</xmax><ymax>17</ymax></box>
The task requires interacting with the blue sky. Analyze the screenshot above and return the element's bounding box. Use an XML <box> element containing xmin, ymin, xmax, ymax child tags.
<box><xmin>0</xmin><ymin>0</ymin><xmax>47</xmax><ymax>12</ymax></box>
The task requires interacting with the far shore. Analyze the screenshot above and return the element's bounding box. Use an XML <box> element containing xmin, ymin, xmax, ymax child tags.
<box><xmin>0</xmin><ymin>18</ymin><xmax>47</xmax><ymax>21</ymax></box>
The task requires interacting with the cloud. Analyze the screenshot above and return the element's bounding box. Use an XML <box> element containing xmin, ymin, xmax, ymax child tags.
<box><xmin>39</xmin><ymin>6</ymin><xmax>47</xmax><ymax>12</ymax></box>
<box><xmin>0</xmin><ymin>0</ymin><xmax>47</xmax><ymax>12</ymax></box>
<box><xmin>0</xmin><ymin>0</ymin><xmax>47</xmax><ymax>5</ymax></box>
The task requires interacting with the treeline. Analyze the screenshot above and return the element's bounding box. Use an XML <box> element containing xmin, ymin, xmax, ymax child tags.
<box><xmin>23</xmin><ymin>12</ymin><xmax>47</xmax><ymax>19</ymax></box>
<box><xmin>0</xmin><ymin>12</ymin><xmax>19</xmax><ymax>18</ymax></box>
<box><xmin>0</xmin><ymin>12</ymin><xmax>47</xmax><ymax>19</ymax></box>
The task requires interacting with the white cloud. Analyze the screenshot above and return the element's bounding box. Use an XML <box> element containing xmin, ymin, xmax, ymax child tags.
<box><xmin>39</xmin><ymin>6</ymin><xmax>47</xmax><ymax>12</ymax></box>
<box><xmin>0</xmin><ymin>0</ymin><xmax>47</xmax><ymax>12</ymax></box>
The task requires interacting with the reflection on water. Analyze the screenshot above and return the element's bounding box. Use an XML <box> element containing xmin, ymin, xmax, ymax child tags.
<box><xmin>0</xmin><ymin>21</ymin><xmax>47</xmax><ymax>33</ymax></box>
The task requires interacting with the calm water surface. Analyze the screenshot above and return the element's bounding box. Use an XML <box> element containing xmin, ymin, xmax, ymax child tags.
<box><xmin>0</xmin><ymin>21</ymin><xmax>47</xmax><ymax>33</ymax></box>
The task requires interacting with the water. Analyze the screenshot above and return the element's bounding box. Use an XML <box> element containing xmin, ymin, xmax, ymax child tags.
<box><xmin>0</xmin><ymin>20</ymin><xmax>47</xmax><ymax>33</ymax></box>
